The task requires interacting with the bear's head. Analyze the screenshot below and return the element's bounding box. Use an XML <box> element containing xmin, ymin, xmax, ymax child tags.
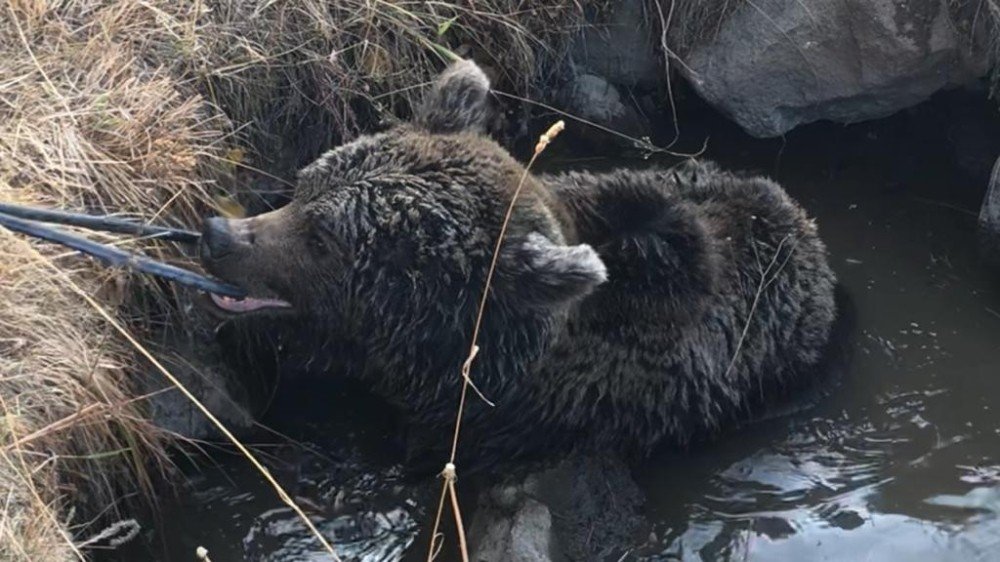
<box><xmin>200</xmin><ymin>60</ymin><xmax>606</xmax><ymax>408</ymax></box>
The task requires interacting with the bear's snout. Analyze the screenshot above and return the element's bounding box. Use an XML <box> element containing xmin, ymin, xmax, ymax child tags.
<box><xmin>201</xmin><ymin>216</ymin><xmax>256</xmax><ymax>263</ymax></box>
<box><xmin>200</xmin><ymin>216</ymin><xmax>239</xmax><ymax>260</ymax></box>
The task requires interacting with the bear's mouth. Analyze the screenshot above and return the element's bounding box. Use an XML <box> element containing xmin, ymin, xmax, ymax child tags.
<box><xmin>207</xmin><ymin>292</ymin><xmax>292</xmax><ymax>315</ymax></box>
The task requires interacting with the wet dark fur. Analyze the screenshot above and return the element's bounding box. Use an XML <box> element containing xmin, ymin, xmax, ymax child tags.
<box><xmin>201</xmin><ymin>61</ymin><xmax>837</xmax><ymax>469</ymax></box>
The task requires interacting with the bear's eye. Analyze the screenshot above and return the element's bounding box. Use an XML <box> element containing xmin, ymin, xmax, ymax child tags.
<box><xmin>307</xmin><ymin>230</ymin><xmax>330</xmax><ymax>256</ymax></box>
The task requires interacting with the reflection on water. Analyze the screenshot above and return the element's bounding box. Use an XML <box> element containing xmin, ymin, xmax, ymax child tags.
<box><xmin>243</xmin><ymin>503</ymin><xmax>416</xmax><ymax>561</ymax></box>
<box><xmin>105</xmin><ymin>387</ymin><xmax>427</xmax><ymax>561</ymax></box>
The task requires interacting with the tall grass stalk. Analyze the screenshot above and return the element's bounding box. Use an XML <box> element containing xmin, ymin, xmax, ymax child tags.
<box><xmin>426</xmin><ymin>121</ymin><xmax>565</xmax><ymax>562</ymax></box>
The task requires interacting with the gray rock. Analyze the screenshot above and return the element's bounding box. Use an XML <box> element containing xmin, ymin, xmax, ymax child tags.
<box><xmin>144</xmin><ymin>339</ymin><xmax>254</xmax><ymax>440</ymax></box>
<box><xmin>683</xmin><ymin>0</ymin><xmax>990</xmax><ymax>137</ymax></box>
<box><xmin>558</xmin><ymin>73</ymin><xmax>649</xmax><ymax>143</ymax></box>
<box><xmin>469</xmin><ymin>488</ymin><xmax>556</xmax><ymax>562</ymax></box>
<box><xmin>142</xmin><ymin>294</ymin><xmax>256</xmax><ymax>439</ymax></box>
<box><xmin>469</xmin><ymin>454</ymin><xmax>644</xmax><ymax>562</ymax></box>
<box><xmin>980</xmin><ymin>155</ymin><xmax>1000</xmax><ymax>265</ymax></box>
<box><xmin>570</xmin><ymin>0</ymin><xmax>660</xmax><ymax>89</ymax></box>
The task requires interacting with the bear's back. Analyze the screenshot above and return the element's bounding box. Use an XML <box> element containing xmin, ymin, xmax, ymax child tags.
<box><xmin>532</xmin><ymin>163</ymin><xmax>837</xmax><ymax>454</ymax></box>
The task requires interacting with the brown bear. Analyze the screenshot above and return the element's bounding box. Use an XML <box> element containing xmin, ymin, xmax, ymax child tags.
<box><xmin>200</xmin><ymin>60</ymin><xmax>837</xmax><ymax>467</ymax></box>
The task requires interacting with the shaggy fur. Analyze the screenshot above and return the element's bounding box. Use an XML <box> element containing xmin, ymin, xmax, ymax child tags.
<box><xmin>201</xmin><ymin>60</ymin><xmax>837</xmax><ymax>467</ymax></box>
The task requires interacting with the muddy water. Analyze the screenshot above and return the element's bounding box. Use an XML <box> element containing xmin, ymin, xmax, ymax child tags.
<box><xmin>105</xmin><ymin>380</ymin><xmax>434</xmax><ymax>561</ymax></box>
<box><xmin>108</xmin><ymin>105</ymin><xmax>1000</xmax><ymax>561</ymax></box>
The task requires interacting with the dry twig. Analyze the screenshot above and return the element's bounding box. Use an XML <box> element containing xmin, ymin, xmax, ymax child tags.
<box><xmin>426</xmin><ymin>120</ymin><xmax>565</xmax><ymax>562</ymax></box>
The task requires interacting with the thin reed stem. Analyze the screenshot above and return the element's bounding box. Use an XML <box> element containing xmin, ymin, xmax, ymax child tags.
<box><xmin>426</xmin><ymin>121</ymin><xmax>565</xmax><ymax>562</ymax></box>
<box><xmin>426</xmin><ymin>478</ymin><xmax>450</xmax><ymax>562</ymax></box>
<box><xmin>447</xmin><ymin>478</ymin><xmax>469</xmax><ymax>562</ymax></box>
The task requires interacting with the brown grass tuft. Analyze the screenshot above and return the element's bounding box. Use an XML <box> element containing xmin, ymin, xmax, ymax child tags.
<box><xmin>192</xmin><ymin>0</ymin><xmax>587</xmax><ymax>175</ymax></box>
<box><xmin>0</xmin><ymin>1</ymin><xmax>229</xmax><ymax>559</ymax></box>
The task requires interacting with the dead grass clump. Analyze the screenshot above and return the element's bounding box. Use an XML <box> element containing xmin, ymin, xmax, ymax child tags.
<box><xmin>1</xmin><ymin>2</ymin><xmax>231</xmax><ymax>559</ymax></box>
<box><xmin>190</xmin><ymin>0</ymin><xmax>587</xmax><ymax>174</ymax></box>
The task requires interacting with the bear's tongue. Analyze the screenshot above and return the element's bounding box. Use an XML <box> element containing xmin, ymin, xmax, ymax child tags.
<box><xmin>210</xmin><ymin>293</ymin><xmax>291</xmax><ymax>313</ymax></box>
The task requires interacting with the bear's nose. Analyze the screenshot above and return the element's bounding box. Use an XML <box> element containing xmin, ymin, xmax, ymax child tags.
<box><xmin>201</xmin><ymin>217</ymin><xmax>235</xmax><ymax>260</ymax></box>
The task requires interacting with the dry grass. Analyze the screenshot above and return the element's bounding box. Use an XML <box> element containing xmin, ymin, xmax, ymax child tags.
<box><xmin>1</xmin><ymin>1</ymin><xmax>228</xmax><ymax>560</ymax></box>
<box><xmin>0</xmin><ymin>1</ymin><xmax>589</xmax><ymax>560</ymax></box>
<box><xmin>190</xmin><ymin>0</ymin><xmax>587</xmax><ymax>176</ymax></box>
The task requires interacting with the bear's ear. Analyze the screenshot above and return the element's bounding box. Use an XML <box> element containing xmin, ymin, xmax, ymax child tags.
<box><xmin>497</xmin><ymin>233</ymin><xmax>607</xmax><ymax>308</ymax></box>
<box><xmin>415</xmin><ymin>59</ymin><xmax>490</xmax><ymax>134</ymax></box>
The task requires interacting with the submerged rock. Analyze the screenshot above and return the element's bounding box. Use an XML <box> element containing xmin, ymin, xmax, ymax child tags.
<box><xmin>469</xmin><ymin>489</ymin><xmax>556</xmax><ymax>562</ymax></box>
<box><xmin>682</xmin><ymin>0</ymin><xmax>989</xmax><ymax>137</ymax></box>
<box><xmin>469</xmin><ymin>454</ymin><xmax>645</xmax><ymax>561</ymax></box>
